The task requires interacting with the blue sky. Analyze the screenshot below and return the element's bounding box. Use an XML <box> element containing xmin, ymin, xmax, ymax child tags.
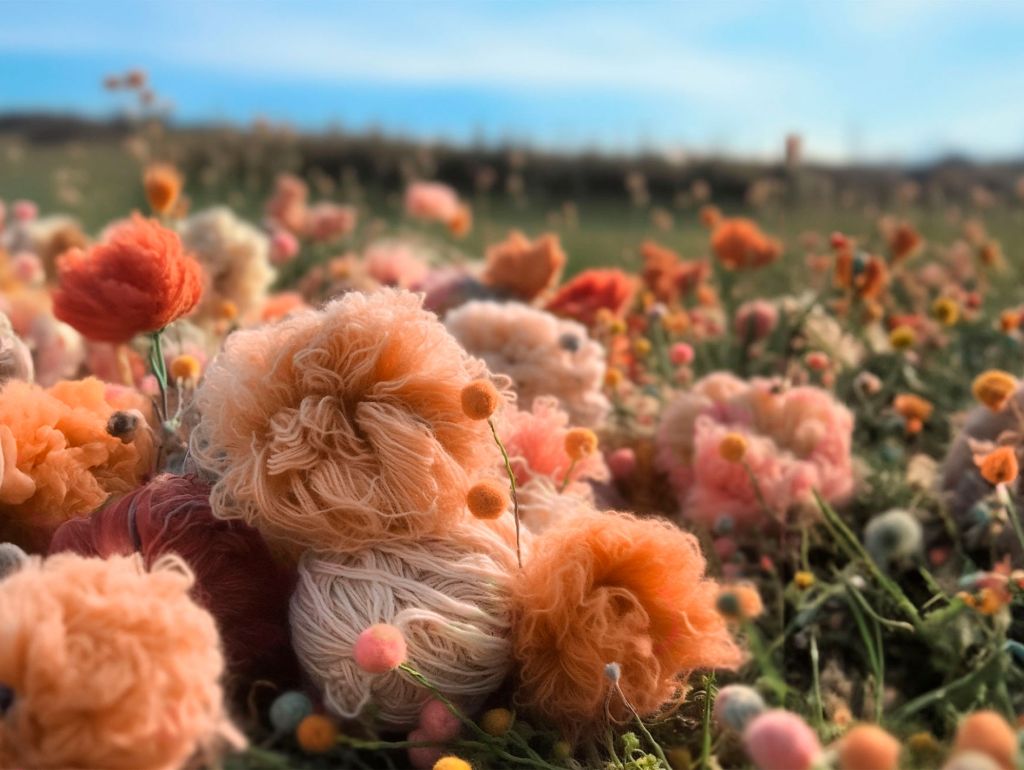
<box><xmin>2</xmin><ymin>1</ymin><xmax>1024</xmax><ymax>162</ymax></box>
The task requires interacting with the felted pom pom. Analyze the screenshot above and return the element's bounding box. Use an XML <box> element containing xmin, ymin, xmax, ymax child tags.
<box><xmin>434</xmin><ymin>758</ymin><xmax>472</xmax><ymax>770</ymax></box>
<box><xmin>564</xmin><ymin>427</ymin><xmax>598</xmax><ymax>461</ymax></box>
<box><xmin>481</xmin><ymin>708</ymin><xmax>514</xmax><ymax>737</ymax></box>
<box><xmin>954</xmin><ymin>710</ymin><xmax>1019</xmax><ymax>770</ymax></box>
<box><xmin>467</xmin><ymin>480</ymin><xmax>509</xmax><ymax>520</ymax></box>
<box><xmin>0</xmin><ymin>543</ymin><xmax>27</xmax><ymax>580</ymax></box>
<box><xmin>713</xmin><ymin>684</ymin><xmax>765</xmax><ymax>732</ymax></box>
<box><xmin>354</xmin><ymin>624</ymin><xmax>408</xmax><ymax>674</ymax></box>
<box><xmin>512</xmin><ymin>507</ymin><xmax>741</xmax><ymax>731</ymax></box>
<box><xmin>419</xmin><ymin>699</ymin><xmax>462</xmax><ymax>742</ymax></box>
<box><xmin>863</xmin><ymin>509</ymin><xmax>922</xmax><ymax>565</ymax></box>
<box><xmin>191</xmin><ymin>289</ymin><xmax>502</xmax><ymax>552</ymax></box>
<box><xmin>296</xmin><ymin>714</ymin><xmax>338</xmax><ymax>754</ymax></box>
<box><xmin>407</xmin><ymin>728</ymin><xmax>444</xmax><ymax>769</ymax></box>
<box><xmin>269</xmin><ymin>691</ymin><xmax>313</xmax><ymax>733</ymax></box>
<box><xmin>743</xmin><ymin>710</ymin><xmax>821</xmax><ymax>770</ymax></box>
<box><xmin>461</xmin><ymin>379</ymin><xmax>500</xmax><ymax>420</ymax></box>
<box><xmin>838</xmin><ymin>724</ymin><xmax>901</xmax><ymax>770</ymax></box>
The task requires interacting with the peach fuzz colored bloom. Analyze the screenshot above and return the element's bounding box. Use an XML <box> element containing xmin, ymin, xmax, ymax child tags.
<box><xmin>0</xmin><ymin>377</ymin><xmax>154</xmax><ymax>552</ymax></box>
<box><xmin>482</xmin><ymin>230</ymin><xmax>566</xmax><ymax>301</ymax></box>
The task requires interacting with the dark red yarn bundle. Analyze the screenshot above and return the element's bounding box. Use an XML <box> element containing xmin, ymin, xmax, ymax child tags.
<box><xmin>49</xmin><ymin>472</ymin><xmax>299</xmax><ymax>697</ymax></box>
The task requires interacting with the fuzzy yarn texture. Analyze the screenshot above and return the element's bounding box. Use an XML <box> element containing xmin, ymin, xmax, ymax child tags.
<box><xmin>180</xmin><ymin>207</ymin><xmax>276</xmax><ymax>324</ymax></box>
<box><xmin>0</xmin><ymin>377</ymin><xmax>154</xmax><ymax>552</ymax></box>
<box><xmin>290</xmin><ymin>519</ymin><xmax>519</xmax><ymax>729</ymax></box>
<box><xmin>52</xmin><ymin>213</ymin><xmax>204</xmax><ymax>343</ymax></box>
<box><xmin>446</xmin><ymin>300</ymin><xmax>609</xmax><ymax>427</ymax></box>
<box><xmin>0</xmin><ymin>311</ymin><xmax>33</xmax><ymax>384</ymax></box>
<box><xmin>511</xmin><ymin>508</ymin><xmax>742</xmax><ymax>731</ymax></box>
<box><xmin>191</xmin><ymin>289</ymin><xmax>502</xmax><ymax>552</ymax></box>
<box><xmin>48</xmin><ymin>473</ymin><xmax>299</xmax><ymax>695</ymax></box>
<box><xmin>0</xmin><ymin>553</ymin><xmax>241</xmax><ymax>770</ymax></box>
<box><xmin>364</xmin><ymin>240</ymin><xmax>431</xmax><ymax>289</ymax></box>
<box><xmin>655</xmin><ymin>372</ymin><xmax>854</xmax><ymax>529</ymax></box>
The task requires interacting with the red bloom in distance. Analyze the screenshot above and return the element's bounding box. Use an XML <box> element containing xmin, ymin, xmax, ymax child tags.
<box><xmin>545</xmin><ymin>268</ymin><xmax>637</xmax><ymax>327</ymax></box>
<box><xmin>53</xmin><ymin>214</ymin><xmax>204</xmax><ymax>343</ymax></box>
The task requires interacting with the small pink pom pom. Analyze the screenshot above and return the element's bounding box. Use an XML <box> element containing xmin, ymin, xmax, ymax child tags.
<box><xmin>419</xmin><ymin>698</ymin><xmax>461</xmax><ymax>742</ymax></box>
<box><xmin>743</xmin><ymin>710</ymin><xmax>821</xmax><ymax>770</ymax></box>
<box><xmin>354</xmin><ymin>623</ymin><xmax>407</xmax><ymax>674</ymax></box>
<box><xmin>669</xmin><ymin>342</ymin><xmax>695</xmax><ymax>366</ymax></box>
<box><xmin>607</xmin><ymin>447</ymin><xmax>637</xmax><ymax>480</ymax></box>
<box><xmin>407</xmin><ymin>728</ymin><xmax>444</xmax><ymax>769</ymax></box>
<box><xmin>13</xmin><ymin>200</ymin><xmax>37</xmax><ymax>222</ymax></box>
<box><xmin>270</xmin><ymin>229</ymin><xmax>299</xmax><ymax>264</ymax></box>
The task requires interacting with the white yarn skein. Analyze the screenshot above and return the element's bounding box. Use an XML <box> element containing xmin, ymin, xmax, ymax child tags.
<box><xmin>290</xmin><ymin>520</ymin><xmax>518</xmax><ymax>728</ymax></box>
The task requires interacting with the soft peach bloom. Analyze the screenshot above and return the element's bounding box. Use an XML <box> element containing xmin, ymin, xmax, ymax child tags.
<box><xmin>365</xmin><ymin>240</ymin><xmax>431</xmax><ymax>289</ymax></box>
<box><xmin>405</xmin><ymin>181</ymin><xmax>462</xmax><ymax>224</ymax></box>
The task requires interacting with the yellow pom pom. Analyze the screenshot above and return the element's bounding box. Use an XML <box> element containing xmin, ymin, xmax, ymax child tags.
<box><xmin>169</xmin><ymin>354</ymin><xmax>201</xmax><ymax>383</ymax></box>
<box><xmin>481</xmin><ymin>707</ymin><xmax>514</xmax><ymax>737</ymax></box>
<box><xmin>972</xmin><ymin>370</ymin><xmax>1017</xmax><ymax>412</ymax></box>
<box><xmin>889</xmin><ymin>325</ymin><xmax>916</xmax><ymax>350</ymax></box>
<box><xmin>433</xmin><ymin>757</ymin><xmax>473</xmax><ymax>770</ymax></box>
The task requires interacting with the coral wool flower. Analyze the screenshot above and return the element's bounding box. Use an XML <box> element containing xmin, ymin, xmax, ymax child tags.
<box><xmin>143</xmin><ymin>163</ymin><xmax>183</xmax><ymax>216</ymax></box>
<box><xmin>711</xmin><ymin>218</ymin><xmax>782</xmax><ymax>270</ymax></box>
<box><xmin>53</xmin><ymin>214</ymin><xmax>203</xmax><ymax>343</ymax></box>
<box><xmin>976</xmin><ymin>446</ymin><xmax>1018</xmax><ymax>486</ymax></box>
<box><xmin>482</xmin><ymin>231</ymin><xmax>565</xmax><ymax>301</ymax></box>
<box><xmin>545</xmin><ymin>269</ymin><xmax>637</xmax><ymax>327</ymax></box>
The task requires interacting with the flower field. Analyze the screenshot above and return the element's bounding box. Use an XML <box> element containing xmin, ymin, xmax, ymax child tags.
<box><xmin>2</xmin><ymin>113</ymin><xmax>1024</xmax><ymax>770</ymax></box>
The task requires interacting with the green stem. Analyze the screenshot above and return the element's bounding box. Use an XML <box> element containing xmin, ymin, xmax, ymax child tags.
<box><xmin>489</xmin><ymin>418</ymin><xmax>522</xmax><ymax>568</ymax></box>
<box><xmin>700</xmin><ymin>674</ymin><xmax>716</xmax><ymax>770</ymax></box>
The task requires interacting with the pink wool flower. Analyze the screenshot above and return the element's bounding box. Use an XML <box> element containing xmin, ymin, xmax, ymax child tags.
<box><xmin>499</xmin><ymin>396</ymin><xmax>609</xmax><ymax>493</ymax></box>
<box><xmin>304</xmin><ymin>202</ymin><xmax>357</xmax><ymax>242</ymax></box>
<box><xmin>734</xmin><ymin>299</ymin><xmax>779</xmax><ymax>341</ymax></box>
<box><xmin>354</xmin><ymin>624</ymin><xmax>407</xmax><ymax>674</ymax></box>
<box><xmin>656</xmin><ymin>372</ymin><xmax>854</xmax><ymax>529</ymax></box>
<box><xmin>365</xmin><ymin>240</ymin><xmax>431</xmax><ymax>289</ymax></box>
<box><xmin>404</xmin><ymin>181</ymin><xmax>461</xmax><ymax>224</ymax></box>
<box><xmin>743</xmin><ymin>710</ymin><xmax>821</xmax><ymax>770</ymax></box>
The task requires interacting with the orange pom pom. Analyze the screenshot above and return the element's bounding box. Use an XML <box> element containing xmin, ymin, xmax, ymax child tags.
<box><xmin>461</xmin><ymin>379</ymin><xmax>500</xmax><ymax>420</ymax></box>
<box><xmin>144</xmin><ymin>163</ymin><xmax>183</xmax><ymax>216</ymax></box>
<box><xmin>170</xmin><ymin>354</ymin><xmax>201</xmax><ymax>383</ymax></box>
<box><xmin>838</xmin><ymin>724</ymin><xmax>901</xmax><ymax>770</ymax></box>
<box><xmin>296</xmin><ymin>714</ymin><xmax>339</xmax><ymax>754</ymax></box>
<box><xmin>954</xmin><ymin>710</ymin><xmax>1019</xmax><ymax>770</ymax></box>
<box><xmin>467</xmin><ymin>480</ymin><xmax>509</xmax><ymax>520</ymax></box>
<box><xmin>564</xmin><ymin>428</ymin><xmax>598</xmax><ymax>461</ymax></box>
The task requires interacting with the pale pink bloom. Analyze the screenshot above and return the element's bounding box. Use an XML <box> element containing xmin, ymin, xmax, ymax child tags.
<box><xmin>264</xmin><ymin>174</ymin><xmax>308</xmax><ymax>234</ymax></box>
<box><xmin>364</xmin><ymin>241</ymin><xmax>430</xmax><ymax>289</ymax></box>
<box><xmin>404</xmin><ymin>181</ymin><xmax>461</xmax><ymax>224</ymax></box>
<box><xmin>499</xmin><ymin>396</ymin><xmax>609</xmax><ymax>493</ymax></box>
<box><xmin>607</xmin><ymin>447</ymin><xmax>637</xmax><ymax>480</ymax></box>
<box><xmin>304</xmin><ymin>202</ymin><xmax>357</xmax><ymax>242</ymax></box>
<box><xmin>734</xmin><ymin>299</ymin><xmax>779</xmax><ymax>341</ymax></box>
<box><xmin>656</xmin><ymin>373</ymin><xmax>854</xmax><ymax>529</ymax></box>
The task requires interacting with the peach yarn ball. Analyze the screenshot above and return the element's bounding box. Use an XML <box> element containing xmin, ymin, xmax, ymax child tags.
<box><xmin>0</xmin><ymin>553</ymin><xmax>240</xmax><ymax>770</ymax></box>
<box><xmin>191</xmin><ymin>289</ymin><xmax>502</xmax><ymax>552</ymax></box>
<box><xmin>512</xmin><ymin>508</ymin><xmax>742</xmax><ymax>730</ymax></box>
<box><xmin>289</xmin><ymin>520</ymin><xmax>518</xmax><ymax>729</ymax></box>
<box><xmin>0</xmin><ymin>377</ymin><xmax>154</xmax><ymax>552</ymax></box>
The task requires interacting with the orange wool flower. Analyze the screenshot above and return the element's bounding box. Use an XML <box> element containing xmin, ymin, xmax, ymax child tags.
<box><xmin>545</xmin><ymin>269</ymin><xmax>637</xmax><ymax>327</ymax></box>
<box><xmin>888</xmin><ymin>222</ymin><xmax>923</xmax><ymax>262</ymax></box>
<box><xmin>512</xmin><ymin>508</ymin><xmax>741</xmax><ymax>731</ymax></box>
<box><xmin>0</xmin><ymin>378</ymin><xmax>154</xmax><ymax>552</ymax></box>
<box><xmin>976</xmin><ymin>446</ymin><xmax>1019</xmax><ymax>486</ymax></box>
<box><xmin>482</xmin><ymin>230</ymin><xmax>566</xmax><ymax>301</ymax></box>
<box><xmin>640</xmin><ymin>240</ymin><xmax>709</xmax><ymax>302</ymax></box>
<box><xmin>972</xmin><ymin>370</ymin><xmax>1018</xmax><ymax>412</ymax></box>
<box><xmin>53</xmin><ymin>214</ymin><xmax>204</xmax><ymax>343</ymax></box>
<box><xmin>893</xmin><ymin>393</ymin><xmax>933</xmax><ymax>423</ymax></box>
<box><xmin>710</xmin><ymin>218</ymin><xmax>782</xmax><ymax>270</ymax></box>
